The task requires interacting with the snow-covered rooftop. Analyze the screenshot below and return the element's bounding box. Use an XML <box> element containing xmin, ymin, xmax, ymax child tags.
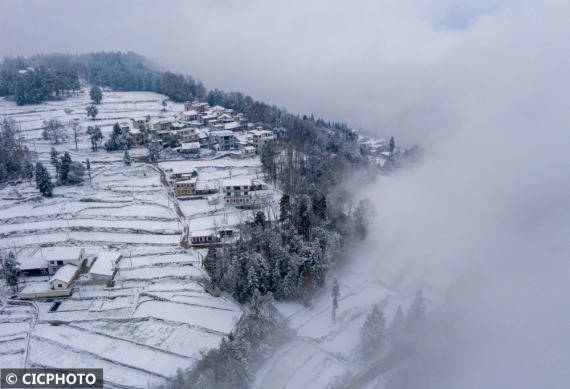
<box><xmin>89</xmin><ymin>251</ymin><xmax>120</xmax><ymax>276</ymax></box>
<box><xmin>249</xmin><ymin>129</ymin><xmax>273</xmax><ymax>136</ymax></box>
<box><xmin>180</xmin><ymin>142</ymin><xmax>200</xmax><ymax>150</ymax></box>
<box><xmin>224</xmin><ymin>122</ymin><xmax>241</xmax><ymax>130</ymax></box>
<box><xmin>50</xmin><ymin>264</ymin><xmax>78</xmax><ymax>284</ymax></box>
<box><xmin>36</xmin><ymin>246</ymin><xmax>83</xmax><ymax>261</ymax></box>
<box><xmin>213</xmin><ymin>130</ymin><xmax>234</xmax><ymax>137</ymax></box>
<box><xmin>175</xmin><ymin>178</ymin><xmax>197</xmax><ymax>184</ymax></box>
<box><xmin>224</xmin><ymin>178</ymin><xmax>253</xmax><ymax>187</ymax></box>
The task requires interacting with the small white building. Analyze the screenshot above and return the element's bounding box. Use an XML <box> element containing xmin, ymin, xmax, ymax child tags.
<box><xmin>241</xmin><ymin>146</ymin><xmax>256</xmax><ymax>158</ymax></box>
<box><xmin>89</xmin><ymin>251</ymin><xmax>121</xmax><ymax>283</ymax></box>
<box><xmin>224</xmin><ymin>121</ymin><xmax>242</xmax><ymax>131</ymax></box>
<box><xmin>179</xmin><ymin>110</ymin><xmax>199</xmax><ymax>122</ymax></box>
<box><xmin>17</xmin><ymin>247</ymin><xmax>49</xmax><ymax>276</ymax></box>
<box><xmin>179</xmin><ymin>142</ymin><xmax>201</xmax><ymax>154</ymax></box>
<box><xmin>42</xmin><ymin>247</ymin><xmax>85</xmax><ymax>275</ymax></box>
<box><xmin>50</xmin><ymin>264</ymin><xmax>79</xmax><ymax>290</ymax></box>
<box><xmin>249</xmin><ymin>129</ymin><xmax>275</xmax><ymax>154</ymax></box>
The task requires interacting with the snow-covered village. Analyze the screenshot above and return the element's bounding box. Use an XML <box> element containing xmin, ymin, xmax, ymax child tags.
<box><xmin>0</xmin><ymin>74</ymin><xmax>412</xmax><ymax>387</ymax></box>
<box><xmin>1</xmin><ymin>2</ymin><xmax>568</xmax><ymax>389</ymax></box>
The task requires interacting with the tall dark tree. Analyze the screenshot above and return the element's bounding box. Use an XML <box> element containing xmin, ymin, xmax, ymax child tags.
<box><xmin>86</xmin><ymin>105</ymin><xmax>98</xmax><ymax>120</ymax></box>
<box><xmin>105</xmin><ymin>122</ymin><xmax>132</xmax><ymax>151</ymax></box>
<box><xmin>2</xmin><ymin>251</ymin><xmax>20</xmax><ymax>293</ymax></box>
<box><xmin>50</xmin><ymin>147</ymin><xmax>60</xmax><ymax>179</ymax></box>
<box><xmin>279</xmin><ymin>194</ymin><xmax>290</xmax><ymax>222</ymax></box>
<box><xmin>90</xmin><ymin>85</ymin><xmax>103</xmax><ymax>104</ymax></box>
<box><xmin>35</xmin><ymin>162</ymin><xmax>53</xmax><ymax>197</ymax></box>
<box><xmin>23</xmin><ymin>159</ymin><xmax>34</xmax><ymax>184</ymax></box>
<box><xmin>59</xmin><ymin>151</ymin><xmax>72</xmax><ymax>183</ymax></box>
<box><xmin>58</xmin><ymin>152</ymin><xmax>84</xmax><ymax>185</ymax></box>
<box><xmin>0</xmin><ymin>117</ymin><xmax>31</xmax><ymax>184</ymax></box>
<box><xmin>50</xmin><ymin>147</ymin><xmax>59</xmax><ymax>166</ymax></box>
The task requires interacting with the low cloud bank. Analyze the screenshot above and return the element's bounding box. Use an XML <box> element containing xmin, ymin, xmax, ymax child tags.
<box><xmin>357</xmin><ymin>2</ymin><xmax>569</xmax><ymax>387</ymax></box>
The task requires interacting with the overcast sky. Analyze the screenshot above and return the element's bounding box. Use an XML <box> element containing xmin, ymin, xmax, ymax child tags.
<box><xmin>0</xmin><ymin>0</ymin><xmax>542</xmax><ymax>144</ymax></box>
<box><xmin>1</xmin><ymin>1</ymin><xmax>568</xmax><ymax>387</ymax></box>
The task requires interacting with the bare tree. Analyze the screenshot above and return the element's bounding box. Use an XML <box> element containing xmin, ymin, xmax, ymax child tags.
<box><xmin>42</xmin><ymin>119</ymin><xmax>67</xmax><ymax>144</ymax></box>
<box><xmin>70</xmin><ymin>119</ymin><xmax>80</xmax><ymax>150</ymax></box>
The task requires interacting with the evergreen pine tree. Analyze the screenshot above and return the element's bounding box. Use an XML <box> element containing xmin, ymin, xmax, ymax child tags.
<box><xmin>3</xmin><ymin>251</ymin><xmax>20</xmax><ymax>293</ymax></box>
<box><xmin>35</xmin><ymin>162</ymin><xmax>53</xmax><ymax>197</ymax></box>
<box><xmin>50</xmin><ymin>147</ymin><xmax>60</xmax><ymax>180</ymax></box>
<box><xmin>90</xmin><ymin>85</ymin><xmax>103</xmax><ymax>104</ymax></box>
<box><xmin>360</xmin><ymin>304</ymin><xmax>386</xmax><ymax>358</ymax></box>
<box><xmin>23</xmin><ymin>159</ymin><xmax>34</xmax><ymax>184</ymax></box>
<box><xmin>86</xmin><ymin>105</ymin><xmax>98</xmax><ymax>120</ymax></box>
<box><xmin>331</xmin><ymin>277</ymin><xmax>340</xmax><ymax>322</ymax></box>
<box><xmin>246</xmin><ymin>266</ymin><xmax>259</xmax><ymax>299</ymax></box>
<box><xmin>123</xmin><ymin>149</ymin><xmax>131</xmax><ymax>166</ymax></box>
<box><xmin>279</xmin><ymin>194</ymin><xmax>290</xmax><ymax>222</ymax></box>
<box><xmin>50</xmin><ymin>147</ymin><xmax>58</xmax><ymax>166</ymax></box>
<box><xmin>67</xmin><ymin>161</ymin><xmax>85</xmax><ymax>184</ymax></box>
<box><xmin>59</xmin><ymin>152</ymin><xmax>72</xmax><ymax>184</ymax></box>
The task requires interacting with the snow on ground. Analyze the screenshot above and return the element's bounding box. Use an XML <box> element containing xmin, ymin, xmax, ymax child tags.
<box><xmin>252</xmin><ymin>232</ymin><xmax>446</xmax><ymax>389</ymax></box>
<box><xmin>0</xmin><ymin>90</ymin><xmax>257</xmax><ymax>388</ymax></box>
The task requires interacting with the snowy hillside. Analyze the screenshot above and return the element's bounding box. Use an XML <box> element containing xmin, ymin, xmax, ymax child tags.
<box><xmin>0</xmin><ymin>89</ymin><xmax>282</xmax><ymax>388</ymax></box>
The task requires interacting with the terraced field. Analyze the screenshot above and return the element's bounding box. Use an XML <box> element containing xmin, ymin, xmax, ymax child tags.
<box><xmin>0</xmin><ymin>90</ymin><xmax>260</xmax><ymax>387</ymax></box>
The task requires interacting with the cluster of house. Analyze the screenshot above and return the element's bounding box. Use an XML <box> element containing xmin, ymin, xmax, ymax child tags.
<box><xmin>163</xmin><ymin>167</ymin><xmax>273</xmax><ymax>246</ymax></box>
<box><xmin>167</xmin><ymin>166</ymin><xmax>269</xmax><ymax>205</ymax></box>
<box><xmin>121</xmin><ymin>100</ymin><xmax>277</xmax><ymax>158</ymax></box>
<box><xmin>16</xmin><ymin>247</ymin><xmax>122</xmax><ymax>299</ymax></box>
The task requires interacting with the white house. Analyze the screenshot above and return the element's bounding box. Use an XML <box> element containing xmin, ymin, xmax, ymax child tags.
<box><xmin>50</xmin><ymin>264</ymin><xmax>79</xmax><ymax>290</ymax></box>
<box><xmin>214</xmin><ymin>130</ymin><xmax>236</xmax><ymax>150</ymax></box>
<box><xmin>223</xmin><ymin>121</ymin><xmax>242</xmax><ymax>131</ymax></box>
<box><xmin>179</xmin><ymin>142</ymin><xmax>201</xmax><ymax>154</ymax></box>
<box><xmin>43</xmin><ymin>247</ymin><xmax>85</xmax><ymax>275</ymax></box>
<box><xmin>89</xmin><ymin>251</ymin><xmax>121</xmax><ymax>283</ymax></box>
<box><xmin>179</xmin><ymin>110</ymin><xmax>199</xmax><ymax>122</ymax></box>
<box><xmin>17</xmin><ymin>247</ymin><xmax>49</xmax><ymax>276</ymax></box>
<box><xmin>224</xmin><ymin>179</ymin><xmax>252</xmax><ymax>206</ymax></box>
<box><xmin>249</xmin><ymin>129</ymin><xmax>275</xmax><ymax>154</ymax></box>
